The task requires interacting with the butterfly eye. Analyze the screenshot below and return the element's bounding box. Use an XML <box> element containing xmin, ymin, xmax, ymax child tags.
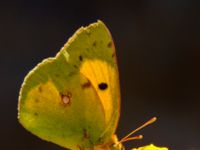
<box><xmin>98</xmin><ymin>82</ymin><xmax>108</xmax><ymax>90</ymax></box>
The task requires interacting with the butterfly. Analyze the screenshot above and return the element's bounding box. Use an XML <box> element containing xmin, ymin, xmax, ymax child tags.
<box><xmin>18</xmin><ymin>20</ymin><xmax>167</xmax><ymax>150</ymax></box>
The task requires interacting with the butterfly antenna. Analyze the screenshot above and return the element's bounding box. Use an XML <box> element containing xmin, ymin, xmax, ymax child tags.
<box><xmin>120</xmin><ymin>135</ymin><xmax>143</xmax><ymax>143</ymax></box>
<box><xmin>118</xmin><ymin>117</ymin><xmax>157</xmax><ymax>144</ymax></box>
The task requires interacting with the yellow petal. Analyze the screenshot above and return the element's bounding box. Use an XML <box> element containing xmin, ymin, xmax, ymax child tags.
<box><xmin>132</xmin><ymin>144</ymin><xmax>168</xmax><ymax>150</ymax></box>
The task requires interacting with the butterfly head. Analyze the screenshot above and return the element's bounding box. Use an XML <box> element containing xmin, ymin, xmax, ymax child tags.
<box><xmin>92</xmin><ymin>135</ymin><xmax>124</xmax><ymax>150</ymax></box>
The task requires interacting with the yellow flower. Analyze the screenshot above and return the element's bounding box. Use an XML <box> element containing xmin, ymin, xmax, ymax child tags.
<box><xmin>132</xmin><ymin>144</ymin><xmax>168</xmax><ymax>150</ymax></box>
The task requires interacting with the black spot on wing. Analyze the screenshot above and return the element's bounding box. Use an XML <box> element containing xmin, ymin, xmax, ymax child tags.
<box><xmin>98</xmin><ymin>82</ymin><xmax>108</xmax><ymax>90</ymax></box>
<box><xmin>79</xmin><ymin>55</ymin><xmax>83</xmax><ymax>61</ymax></box>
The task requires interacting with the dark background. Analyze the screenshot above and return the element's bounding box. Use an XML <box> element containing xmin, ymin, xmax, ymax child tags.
<box><xmin>1</xmin><ymin>0</ymin><xmax>200</xmax><ymax>150</ymax></box>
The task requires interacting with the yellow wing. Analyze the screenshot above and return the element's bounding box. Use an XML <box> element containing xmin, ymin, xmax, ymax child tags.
<box><xmin>60</xmin><ymin>20</ymin><xmax>121</xmax><ymax>142</ymax></box>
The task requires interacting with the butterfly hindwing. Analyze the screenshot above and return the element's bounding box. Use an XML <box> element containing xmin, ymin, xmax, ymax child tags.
<box><xmin>19</xmin><ymin>56</ymin><xmax>108</xmax><ymax>149</ymax></box>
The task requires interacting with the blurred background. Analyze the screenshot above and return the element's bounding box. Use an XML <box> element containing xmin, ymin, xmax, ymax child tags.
<box><xmin>1</xmin><ymin>0</ymin><xmax>200</xmax><ymax>150</ymax></box>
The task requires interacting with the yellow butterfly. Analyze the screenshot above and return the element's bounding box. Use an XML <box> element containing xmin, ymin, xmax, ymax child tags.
<box><xmin>18</xmin><ymin>20</ymin><xmax>168</xmax><ymax>150</ymax></box>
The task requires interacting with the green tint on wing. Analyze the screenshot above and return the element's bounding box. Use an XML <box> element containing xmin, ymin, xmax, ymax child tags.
<box><xmin>58</xmin><ymin>20</ymin><xmax>121</xmax><ymax>143</ymax></box>
<box><xmin>18</xmin><ymin>21</ymin><xmax>120</xmax><ymax>149</ymax></box>
<box><xmin>19</xmin><ymin>57</ymin><xmax>106</xmax><ymax>149</ymax></box>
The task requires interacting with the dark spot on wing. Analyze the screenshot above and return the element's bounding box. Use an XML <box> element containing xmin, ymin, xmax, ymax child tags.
<box><xmin>83</xmin><ymin>129</ymin><xmax>89</xmax><ymax>139</ymax></box>
<box><xmin>79</xmin><ymin>55</ymin><xmax>83</xmax><ymax>61</ymax></box>
<box><xmin>74</xmin><ymin>65</ymin><xmax>78</xmax><ymax>68</ymax></box>
<box><xmin>55</xmin><ymin>74</ymin><xmax>60</xmax><ymax>77</ymax></box>
<box><xmin>98</xmin><ymin>82</ymin><xmax>108</xmax><ymax>90</ymax></box>
<box><xmin>34</xmin><ymin>112</ymin><xmax>38</xmax><ymax>116</ymax></box>
<box><xmin>81</xmin><ymin>80</ymin><xmax>91</xmax><ymax>89</ymax></box>
<box><xmin>38</xmin><ymin>86</ymin><xmax>42</xmax><ymax>93</ymax></box>
<box><xmin>35</xmin><ymin>99</ymin><xmax>39</xmax><ymax>103</ymax></box>
<box><xmin>107</xmin><ymin>41</ymin><xmax>112</xmax><ymax>48</ymax></box>
<box><xmin>93</xmin><ymin>41</ymin><xmax>96</xmax><ymax>47</ymax></box>
<box><xmin>98</xmin><ymin>137</ymin><xmax>103</xmax><ymax>142</ymax></box>
<box><xmin>60</xmin><ymin>92</ymin><xmax>72</xmax><ymax>106</ymax></box>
